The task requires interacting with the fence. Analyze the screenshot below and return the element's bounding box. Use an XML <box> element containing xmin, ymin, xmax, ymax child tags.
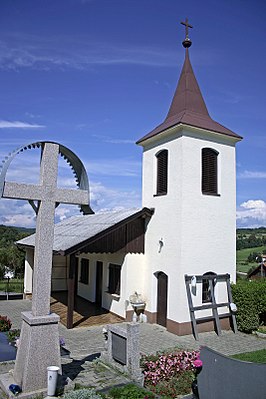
<box><xmin>0</xmin><ymin>277</ymin><xmax>24</xmax><ymax>300</ymax></box>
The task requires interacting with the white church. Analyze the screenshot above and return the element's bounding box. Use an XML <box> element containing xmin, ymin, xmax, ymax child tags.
<box><xmin>18</xmin><ymin>23</ymin><xmax>242</xmax><ymax>336</ymax></box>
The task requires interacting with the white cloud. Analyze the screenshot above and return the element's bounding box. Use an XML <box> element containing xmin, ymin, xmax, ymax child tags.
<box><xmin>55</xmin><ymin>207</ymin><xmax>71</xmax><ymax>221</ymax></box>
<box><xmin>238</xmin><ymin>170</ymin><xmax>266</xmax><ymax>179</ymax></box>
<box><xmin>0</xmin><ymin>200</ymin><xmax>36</xmax><ymax>227</ymax></box>
<box><xmin>237</xmin><ymin>200</ymin><xmax>266</xmax><ymax>227</ymax></box>
<box><xmin>240</xmin><ymin>200</ymin><xmax>266</xmax><ymax>210</ymax></box>
<box><xmin>90</xmin><ymin>181</ymin><xmax>141</xmax><ymax>211</ymax></box>
<box><xmin>104</xmin><ymin>139</ymin><xmax>135</xmax><ymax>144</ymax></box>
<box><xmin>86</xmin><ymin>159</ymin><xmax>141</xmax><ymax>177</ymax></box>
<box><xmin>0</xmin><ymin>120</ymin><xmax>45</xmax><ymax>128</ymax></box>
<box><xmin>0</xmin><ymin>178</ymin><xmax>141</xmax><ymax>227</ymax></box>
<box><xmin>0</xmin><ymin>33</ymin><xmax>179</xmax><ymax>71</ymax></box>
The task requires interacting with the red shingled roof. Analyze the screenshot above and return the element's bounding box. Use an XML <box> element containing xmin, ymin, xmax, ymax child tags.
<box><xmin>137</xmin><ymin>48</ymin><xmax>242</xmax><ymax>145</ymax></box>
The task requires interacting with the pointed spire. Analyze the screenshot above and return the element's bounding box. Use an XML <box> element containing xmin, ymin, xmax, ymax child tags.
<box><xmin>166</xmin><ymin>48</ymin><xmax>209</xmax><ymax>119</ymax></box>
<box><xmin>136</xmin><ymin>21</ymin><xmax>242</xmax><ymax>145</ymax></box>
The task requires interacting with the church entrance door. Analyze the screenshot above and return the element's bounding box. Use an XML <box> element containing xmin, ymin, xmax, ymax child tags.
<box><xmin>157</xmin><ymin>272</ymin><xmax>168</xmax><ymax>327</ymax></box>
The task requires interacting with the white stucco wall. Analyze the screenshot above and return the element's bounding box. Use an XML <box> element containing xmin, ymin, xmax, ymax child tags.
<box><xmin>76</xmin><ymin>252</ymin><xmax>145</xmax><ymax>319</ymax></box>
<box><xmin>24</xmin><ymin>248</ymin><xmax>34</xmax><ymax>294</ymax></box>
<box><xmin>141</xmin><ymin>125</ymin><xmax>239</xmax><ymax>324</ymax></box>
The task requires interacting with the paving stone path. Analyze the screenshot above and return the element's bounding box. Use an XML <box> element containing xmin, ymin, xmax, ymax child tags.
<box><xmin>0</xmin><ymin>299</ymin><xmax>265</xmax><ymax>397</ymax></box>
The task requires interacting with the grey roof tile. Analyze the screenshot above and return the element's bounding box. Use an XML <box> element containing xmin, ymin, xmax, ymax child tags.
<box><xmin>17</xmin><ymin>208</ymin><xmax>142</xmax><ymax>253</ymax></box>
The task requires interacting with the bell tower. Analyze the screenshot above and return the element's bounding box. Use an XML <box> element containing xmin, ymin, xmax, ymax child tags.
<box><xmin>137</xmin><ymin>20</ymin><xmax>242</xmax><ymax>334</ymax></box>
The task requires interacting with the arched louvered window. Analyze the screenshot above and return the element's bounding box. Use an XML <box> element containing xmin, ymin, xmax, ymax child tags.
<box><xmin>202</xmin><ymin>148</ymin><xmax>218</xmax><ymax>195</ymax></box>
<box><xmin>156</xmin><ymin>150</ymin><xmax>168</xmax><ymax>195</ymax></box>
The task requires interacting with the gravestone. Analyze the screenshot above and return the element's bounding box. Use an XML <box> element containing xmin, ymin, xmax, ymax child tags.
<box><xmin>198</xmin><ymin>346</ymin><xmax>266</xmax><ymax>399</ymax></box>
<box><xmin>0</xmin><ymin>332</ymin><xmax>17</xmax><ymax>362</ymax></box>
<box><xmin>101</xmin><ymin>323</ymin><xmax>143</xmax><ymax>385</ymax></box>
<box><xmin>0</xmin><ymin>142</ymin><xmax>92</xmax><ymax>395</ymax></box>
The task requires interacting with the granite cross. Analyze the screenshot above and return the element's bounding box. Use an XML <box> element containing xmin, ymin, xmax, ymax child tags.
<box><xmin>2</xmin><ymin>142</ymin><xmax>89</xmax><ymax>316</ymax></box>
<box><xmin>181</xmin><ymin>17</ymin><xmax>193</xmax><ymax>38</ymax></box>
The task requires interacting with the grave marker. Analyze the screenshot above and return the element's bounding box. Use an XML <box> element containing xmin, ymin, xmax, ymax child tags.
<box><xmin>102</xmin><ymin>323</ymin><xmax>143</xmax><ymax>385</ymax></box>
<box><xmin>0</xmin><ymin>142</ymin><xmax>92</xmax><ymax>394</ymax></box>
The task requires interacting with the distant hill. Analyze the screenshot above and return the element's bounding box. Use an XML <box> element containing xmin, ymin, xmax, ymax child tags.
<box><xmin>236</xmin><ymin>227</ymin><xmax>266</xmax><ymax>251</ymax></box>
<box><xmin>0</xmin><ymin>225</ymin><xmax>34</xmax><ymax>247</ymax></box>
<box><xmin>237</xmin><ymin>227</ymin><xmax>266</xmax><ymax>235</ymax></box>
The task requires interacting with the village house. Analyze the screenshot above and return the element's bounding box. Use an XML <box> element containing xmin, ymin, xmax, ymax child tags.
<box><xmin>17</xmin><ymin>23</ymin><xmax>242</xmax><ymax>335</ymax></box>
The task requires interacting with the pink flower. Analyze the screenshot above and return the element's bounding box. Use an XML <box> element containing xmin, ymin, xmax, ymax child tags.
<box><xmin>193</xmin><ymin>359</ymin><xmax>203</xmax><ymax>368</ymax></box>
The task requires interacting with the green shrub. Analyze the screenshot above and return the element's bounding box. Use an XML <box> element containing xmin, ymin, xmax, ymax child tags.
<box><xmin>148</xmin><ymin>370</ymin><xmax>194</xmax><ymax>397</ymax></box>
<box><xmin>232</xmin><ymin>280</ymin><xmax>266</xmax><ymax>333</ymax></box>
<box><xmin>108</xmin><ymin>383</ymin><xmax>155</xmax><ymax>399</ymax></box>
<box><xmin>0</xmin><ymin>315</ymin><xmax>12</xmax><ymax>332</ymax></box>
<box><xmin>7</xmin><ymin>329</ymin><xmax>20</xmax><ymax>342</ymax></box>
<box><xmin>63</xmin><ymin>388</ymin><xmax>102</xmax><ymax>399</ymax></box>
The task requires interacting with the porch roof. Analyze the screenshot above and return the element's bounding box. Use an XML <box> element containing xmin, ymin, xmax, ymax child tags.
<box><xmin>17</xmin><ymin>207</ymin><xmax>153</xmax><ymax>255</ymax></box>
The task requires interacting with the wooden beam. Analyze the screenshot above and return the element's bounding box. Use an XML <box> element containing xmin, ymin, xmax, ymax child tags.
<box><xmin>67</xmin><ymin>254</ymin><xmax>76</xmax><ymax>329</ymax></box>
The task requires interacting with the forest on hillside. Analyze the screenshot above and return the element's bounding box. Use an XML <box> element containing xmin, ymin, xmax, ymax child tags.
<box><xmin>0</xmin><ymin>225</ymin><xmax>34</xmax><ymax>279</ymax></box>
<box><xmin>236</xmin><ymin>227</ymin><xmax>266</xmax><ymax>250</ymax></box>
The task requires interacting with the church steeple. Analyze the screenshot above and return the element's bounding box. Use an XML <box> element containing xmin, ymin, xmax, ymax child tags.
<box><xmin>166</xmin><ymin>18</ymin><xmax>209</xmax><ymax>119</ymax></box>
<box><xmin>166</xmin><ymin>48</ymin><xmax>210</xmax><ymax>119</ymax></box>
<box><xmin>136</xmin><ymin>20</ymin><xmax>242</xmax><ymax>145</ymax></box>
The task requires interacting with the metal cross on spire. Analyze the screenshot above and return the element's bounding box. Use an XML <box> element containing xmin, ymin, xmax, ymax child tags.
<box><xmin>181</xmin><ymin>18</ymin><xmax>193</xmax><ymax>48</ymax></box>
<box><xmin>181</xmin><ymin>17</ymin><xmax>193</xmax><ymax>38</ymax></box>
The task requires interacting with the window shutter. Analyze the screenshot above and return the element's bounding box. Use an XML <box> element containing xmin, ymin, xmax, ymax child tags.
<box><xmin>109</xmin><ymin>264</ymin><xmax>121</xmax><ymax>295</ymax></box>
<box><xmin>156</xmin><ymin>150</ymin><xmax>168</xmax><ymax>195</ymax></box>
<box><xmin>202</xmin><ymin>148</ymin><xmax>218</xmax><ymax>195</ymax></box>
<box><xmin>80</xmin><ymin>258</ymin><xmax>89</xmax><ymax>284</ymax></box>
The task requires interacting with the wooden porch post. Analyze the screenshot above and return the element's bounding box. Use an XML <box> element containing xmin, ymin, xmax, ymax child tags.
<box><xmin>67</xmin><ymin>254</ymin><xmax>76</xmax><ymax>329</ymax></box>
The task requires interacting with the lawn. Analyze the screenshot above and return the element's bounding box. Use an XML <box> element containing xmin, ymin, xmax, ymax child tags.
<box><xmin>236</xmin><ymin>245</ymin><xmax>265</xmax><ymax>273</ymax></box>
<box><xmin>231</xmin><ymin>349</ymin><xmax>266</xmax><ymax>363</ymax></box>
<box><xmin>0</xmin><ymin>279</ymin><xmax>23</xmax><ymax>293</ymax></box>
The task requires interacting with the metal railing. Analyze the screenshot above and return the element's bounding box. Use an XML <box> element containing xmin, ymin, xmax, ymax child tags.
<box><xmin>0</xmin><ymin>277</ymin><xmax>24</xmax><ymax>300</ymax></box>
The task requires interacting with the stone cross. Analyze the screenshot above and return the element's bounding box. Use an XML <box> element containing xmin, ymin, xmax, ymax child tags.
<box><xmin>181</xmin><ymin>17</ymin><xmax>193</xmax><ymax>38</ymax></box>
<box><xmin>0</xmin><ymin>141</ymin><xmax>91</xmax><ymax>394</ymax></box>
<box><xmin>2</xmin><ymin>142</ymin><xmax>89</xmax><ymax>316</ymax></box>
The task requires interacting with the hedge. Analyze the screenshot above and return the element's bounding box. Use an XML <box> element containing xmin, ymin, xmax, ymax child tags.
<box><xmin>231</xmin><ymin>280</ymin><xmax>266</xmax><ymax>333</ymax></box>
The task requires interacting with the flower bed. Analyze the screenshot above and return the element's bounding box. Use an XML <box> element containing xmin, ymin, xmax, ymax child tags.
<box><xmin>0</xmin><ymin>315</ymin><xmax>12</xmax><ymax>332</ymax></box>
<box><xmin>141</xmin><ymin>350</ymin><xmax>200</xmax><ymax>398</ymax></box>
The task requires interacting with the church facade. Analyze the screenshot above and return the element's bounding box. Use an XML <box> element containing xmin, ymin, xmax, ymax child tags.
<box><xmin>19</xmin><ymin>26</ymin><xmax>242</xmax><ymax>334</ymax></box>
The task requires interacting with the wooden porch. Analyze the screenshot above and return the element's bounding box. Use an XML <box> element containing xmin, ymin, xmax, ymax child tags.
<box><xmin>50</xmin><ymin>291</ymin><xmax>124</xmax><ymax>328</ymax></box>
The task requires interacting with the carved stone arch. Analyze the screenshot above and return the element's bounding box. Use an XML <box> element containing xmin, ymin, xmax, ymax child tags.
<box><xmin>0</xmin><ymin>141</ymin><xmax>93</xmax><ymax>215</ymax></box>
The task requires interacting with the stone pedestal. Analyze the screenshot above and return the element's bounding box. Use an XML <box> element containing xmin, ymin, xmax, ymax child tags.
<box><xmin>102</xmin><ymin>323</ymin><xmax>143</xmax><ymax>385</ymax></box>
<box><xmin>13</xmin><ymin>311</ymin><xmax>61</xmax><ymax>393</ymax></box>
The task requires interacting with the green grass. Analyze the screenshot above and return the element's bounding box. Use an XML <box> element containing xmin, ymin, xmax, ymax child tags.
<box><xmin>236</xmin><ymin>246</ymin><xmax>265</xmax><ymax>262</ymax></box>
<box><xmin>0</xmin><ymin>279</ymin><xmax>23</xmax><ymax>293</ymax></box>
<box><xmin>231</xmin><ymin>349</ymin><xmax>266</xmax><ymax>363</ymax></box>
<box><xmin>236</xmin><ymin>246</ymin><xmax>265</xmax><ymax>273</ymax></box>
<box><xmin>236</xmin><ymin>261</ymin><xmax>257</xmax><ymax>273</ymax></box>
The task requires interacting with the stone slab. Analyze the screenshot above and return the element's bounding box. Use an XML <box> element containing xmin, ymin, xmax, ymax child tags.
<box><xmin>0</xmin><ymin>333</ymin><xmax>16</xmax><ymax>362</ymax></box>
<box><xmin>13</xmin><ymin>316</ymin><xmax>61</xmax><ymax>393</ymax></box>
<box><xmin>22</xmin><ymin>311</ymin><xmax>60</xmax><ymax>325</ymax></box>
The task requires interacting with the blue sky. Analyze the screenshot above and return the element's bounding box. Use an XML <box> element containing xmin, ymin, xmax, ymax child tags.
<box><xmin>0</xmin><ymin>0</ymin><xmax>265</xmax><ymax>228</ymax></box>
